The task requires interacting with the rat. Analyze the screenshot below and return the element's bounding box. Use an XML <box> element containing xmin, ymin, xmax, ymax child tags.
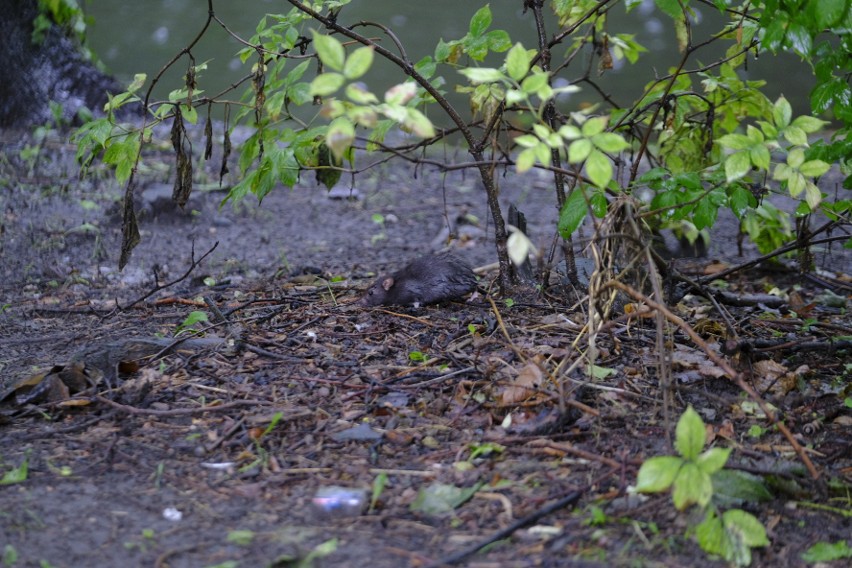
<box><xmin>359</xmin><ymin>252</ymin><xmax>478</xmax><ymax>307</ymax></box>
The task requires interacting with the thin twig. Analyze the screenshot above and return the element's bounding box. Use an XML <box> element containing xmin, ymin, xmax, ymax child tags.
<box><xmin>122</xmin><ymin>241</ymin><xmax>219</xmax><ymax>309</ymax></box>
<box><xmin>426</xmin><ymin>489</ymin><xmax>584</xmax><ymax>567</ymax></box>
<box><xmin>95</xmin><ymin>395</ymin><xmax>270</xmax><ymax>416</ymax></box>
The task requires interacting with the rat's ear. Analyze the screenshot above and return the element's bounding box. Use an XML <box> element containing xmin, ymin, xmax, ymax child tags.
<box><xmin>381</xmin><ymin>277</ymin><xmax>395</xmax><ymax>291</ymax></box>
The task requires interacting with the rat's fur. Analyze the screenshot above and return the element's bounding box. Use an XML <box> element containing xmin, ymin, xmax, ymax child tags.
<box><xmin>359</xmin><ymin>252</ymin><xmax>477</xmax><ymax>307</ymax></box>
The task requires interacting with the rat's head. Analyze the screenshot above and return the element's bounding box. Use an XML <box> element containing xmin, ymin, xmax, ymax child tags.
<box><xmin>358</xmin><ymin>274</ymin><xmax>396</xmax><ymax>306</ymax></box>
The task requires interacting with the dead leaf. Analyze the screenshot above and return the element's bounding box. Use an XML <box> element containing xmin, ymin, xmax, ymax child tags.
<box><xmin>499</xmin><ymin>360</ymin><xmax>544</xmax><ymax>405</ymax></box>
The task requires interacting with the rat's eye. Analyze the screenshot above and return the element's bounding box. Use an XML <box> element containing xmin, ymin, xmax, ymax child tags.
<box><xmin>368</xmin><ymin>289</ymin><xmax>374</xmax><ymax>295</ymax></box>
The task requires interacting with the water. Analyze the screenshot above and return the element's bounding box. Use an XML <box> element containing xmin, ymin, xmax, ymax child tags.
<box><xmin>84</xmin><ymin>1</ymin><xmax>816</xmax><ymax>118</ymax></box>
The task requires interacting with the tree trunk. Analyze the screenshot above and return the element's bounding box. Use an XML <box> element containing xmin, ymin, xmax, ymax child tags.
<box><xmin>0</xmin><ymin>0</ymin><xmax>122</xmax><ymax>127</ymax></box>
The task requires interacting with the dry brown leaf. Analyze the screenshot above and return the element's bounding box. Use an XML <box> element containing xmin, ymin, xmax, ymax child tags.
<box><xmin>499</xmin><ymin>360</ymin><xmax>543</xmax><ymax>406</ymax></box>
<box><xmin>703</xmin><ymin>261</ymin><xmax>730</xmax><ymax>275</ymax></box>
<box><xmin>753</xmin><ymin>359</ymin><xmax>802</xmax><ymax>394</ymax></box>
<box><xmin>718</xmin><ymin>419</ymin><xmax>736</xmax><ymax>441</ymax></box>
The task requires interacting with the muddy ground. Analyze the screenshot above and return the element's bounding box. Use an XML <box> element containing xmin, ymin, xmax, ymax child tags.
<box><xmin>0</xmin><ymin>125</ymin><xmax>850</xmax><ymax>568</ymax></box>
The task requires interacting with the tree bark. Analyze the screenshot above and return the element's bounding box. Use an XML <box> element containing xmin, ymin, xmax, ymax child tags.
<box><xmin>0</xmin><ymin>0</ymin><xmax>122</xmax><ymax>127</ymax></box>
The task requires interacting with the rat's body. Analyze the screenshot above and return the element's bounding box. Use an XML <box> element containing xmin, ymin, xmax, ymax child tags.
<box><xmin>360</xmin><ymin>252</ymin><xmax>477</xmax><ymax>307</ymax></box>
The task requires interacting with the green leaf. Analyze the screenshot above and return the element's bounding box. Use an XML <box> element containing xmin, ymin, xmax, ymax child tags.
<box><xmin>711</xmin><ymin>470</ymin><xmax>772</xmax><ymax>507</ymax></box>
<box><xmin>773</xmin><ymin>96</ymin><xmax>792</xmax><ymax>128</ymax></box>
<box><xmin>345</xmin><ymin>83</ymin><xmax>379</xmax><ymax>104</ymax></box>
<box><xmin>127</xmin><ymin>73</ymin><xmax>147</xmax><ymax>93</ymax></box>
<box><xmin>469</xmin><ymin>5</ymin><xmax>492</xmax><ymax>36</ymax></box>
<box><xmin>675</xmin><ymin>406</ymin><xmax>705</xmax><ymax>460</ymax></box>
<box><xmin>801</xmin><ymin>540</ymin><xmax>852</xmax><ymax>563</ymax></box>
<box><xmin>458</xmin><ymin>67</ymin><xmax>506</xmax><ymax>84</ymax></box>
<box><xmin>789</xmin><ymin>172</ymin><xmax>806</xmax><ymax>196</ymax></box>
<box><xmin>811</xmin><ymin>0</ymin><xmax>848</xmax><ymax>28</ymax></box>
<box><xmin>592</xmin><ymin>132</ymin><xmax>629</xmax><ymax>153</ymax></box>
<box><xmin>3</xmin><ymin>545</ymin><xmax>18</xmax><ymax>565</ymax></box>
<box><xmin>728</xmin><ymin>185</ymin><xmax>755</xmax><ymax>218</ymax></box>
<box><xmin>506</xmin><ymin>42</ymin><xmax>530</xmax><ymax>81</ymax></box>
<box><xmin>485</xmin><ymin>30</ymin><xmax>512</xmax><ymax>52</ymax></box>
<box><xmin>410</xmin><ymin>482</ymin><xmax>483</xmax><ymax>516</ymax></box>
<box><xmin>176</xmin><ymin>311</ymin><xmax>209</xmax><ymax>335</ymax></box>
<box><xmin>804</xmin><ymin>181</ymin><xmax>823</xmax><ymax>209</ymax></box>
<box><xmin>799</xmin><ymin>159</ymin><xmax>831</xmax><ymax>177</ymax></box>
<box><xmin>0</xmin><ymin>456</ymin><xmax>28</xmax><ymax>485</ymax></box>
<box><xmin>791</xmin><ymin>115</ymin><xmax>828</xmax><ymax>133</ymax></box>
<box><xmin>275</xmin><ymin>147</ymin><xmax>300</xmax><ymax>188</ymax></box>
<box><xmin>326</xmin><ymin>117</ymin><xmax>355</xmax><ymax>162</ymax></box>
<box><xmin>749</xmin><ymin>145</ymin><xmax>771</xmax><ymax>170</ymax></box>
<box><xmin>384</xmin><ymin>82</ymin><xmax>417</xmax><ymax>105</ymax></box>
<box><xmin>521</xmin><ymin>72</ymin><xmax>549</xmax><ymax>94</ymax></box>
<box><xmin>568</xmin><ymin>138</ymin><xmax>592</xmax><ymax>163</ymax></box>
<box><xmin>513</xmin><ymin>134</ymin><xmax>539</xmax><ymax>148</ymax></box>
<box><xmin>309</xmin><ymin>72</ymin><xmax>345</xmax><ymax>96</ymax></box>
<box><xmin>558</xmin><ymin>124</ymin><xmax>581</xmax><ymax>140</ymax></box>
<box><xmin>585</xmin><ymin>149</ymin><xmax>613</xmax><ymax>189</ymax></box>
<box><xmin>783</xmin><ymin>125</ymin><xmax>808</xmax><ymax>146</ymax></box>
<box><xmin>590</xmin><ymin>190</ymin><xmax>608</xmax><ymax>217</ymax></box>
<box><xmin>786</xmin><ymin>22</ymin><xmax>812</xmax><ymax>56</ymax></box>
<box><xmin>673</xmin><ymin>462</ymin><xmax>713</xmax><ymax>509</ymax></box>
<box><xmin>516</xmin><ymin>147</ymin><xmax>537</xmax><ymax>173</ymax></box>
<box><xmin>343</xmin><ymin>46</ymin><xmax>374</xmax><ymax>79</ymax></box>
<box><xmin>371</xmin><ymin>472</ymin><xmax>389</xmax><ymax>511</ymax></box>
<box><xmin>403</xmin><ymin>108</ymin><xmax>435</xmax><ymax>138</ymax></box>
<box><xmin>697</xmin><ymin>447</ymin><xmax>731</xmax><ymax>474</ymax></box>
<box><xmin>414</xmin><ymin>55</ymin><xmax>437</xmax><ymax>79</ymax></box>
<box><xmin>312</xmin><ymin>31</ymin><xmax>345</xmax><ymax>71</ymax></box>
<box><xmin>226</xmin><ymin>530</ymin><xmax>256</xmax><ymax>546</ymax></box>
<box><xmin>716</xmin><ymin>133</ymin><xmax>752</xmax><ymax>150</ymax></box>
<box><xmin>558</xmin><ymin>188</ymin><xmax>588</xmax><ymax>238</ymax></box>
<box><xmin>696</xmin><ymin>510</ymin><xmax>725</xmax><ymax>557</ymax></box>
<box><xmin>725</xmin><ymin>151</ymin><xmax>751</xmax><ymax>182</ymax></box>
<box><xmin>636</xmin><ymin>456</ymin><xmax>683</xmax><ymax>492</ymax></box>
<box><xmin>722</xmin><ymin>508</ymin><xmax>769</xmax><ymax>547</ymax></box>
<box><xmin>464</xmin><ymin>34</ymin><xmax>489</xmax><ymax>61</ymax></box>
<box><xmin>697</xmin><ymin>509</ymin><xmax>771</xmax><ymax>565</ymax></box>
<box><xmin>581</xmin><ymin>116</ymin><xmax>608</xmax><ymax>137</ymax></box>
<box><xmin>746</xmin><ymin>124</ymin><xmax>765</xmax><ymax>143</ymax></box>
<box><xmin>655</xmin><ymin>0</ymin><xmax>683</xmax><ymax>19</ymax></box>
<box><xmin>788</xmin><ymin>147</ymin><xmax>805</xmax><ymax>168</ymax></box>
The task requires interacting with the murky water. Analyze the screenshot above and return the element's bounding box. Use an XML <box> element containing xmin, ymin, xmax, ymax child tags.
<box><xmin>85</xmin><ymin>1</ymin><xmax>816</xmax><ymax>117</ymax></box>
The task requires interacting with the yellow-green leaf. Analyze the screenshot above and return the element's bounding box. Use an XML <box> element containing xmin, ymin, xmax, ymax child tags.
<box><xmin>506</xmin><ymin>42</ymin><xmax>530</xmax><ymax>81</ymax></box>
<box><xmin>516</xmin><ymin>147</ymin><xmax>536</xmax><ymax>172</ymax></box>
<box><xmin>799</xmin><ymin>159</ymin><xmax>830</xmax><ymax>177</ymax></box>
<box><xmin>675</xmin><ymin>405</ymin><xmax>705</xmax><ymax>460</ymax></box>
<box><xmin>581</xmin><ymin>116</ymin><xmax>608</xmax><ymax>137</ymax></box>
<box><xmin>698</xmin><ymin>447</ymin><xmax>731</xmax><ymax>474</ymax></box>
<box><xmin>724</xmin><ymin>151</ymin><xmax>751</xmax><ymax>182</ymax></box>
<box><xmin>804</xmin><ymin>181</ymin><xmax>822</xmax><ymax>209</ymax></box>
<box><xmin>345</xmin><ymin>83</ymin><xmax>379</xmax><ymax>104</ymax></box>
<box><xmin>636</xmin><ymin>456</ymin><xmax>683</xmax><ymax>492</ymax></box>
<box><xmin>326</xmin><ymin>117</ymin><xmax>355</xmax><ymax>161</ymax></box>
<box><xmin>592</xmin><ymin>132</ymin><xmax>629</xmax><ymax>153</ymax></box>
<box><xmin>773</xmin><ymin>96</ymin><xmax>792</xmax><ymax>128</ymax></box>
<box><xmin>673</xmin><ymin>462</ymin><xmax>713</xmax><ymax>509</ymax></box>
<box><xmin>310</xmin><ymin>72</ymin><xmax>345</xmax><ymax>96</ymax></box>
<box><xmin>344</xmin><ymin>46</ymin><xmax>374</xmax><ymax>79</ymax></box>
<box><xmin>568</xmin><ymin>138</ymin><xmax>592</xmax><ymax>163</ymax></box>
<box><xmin>585</xmin><ymin>149</ymin><xmax>612</xmax><ymax>188</ymax></box>
<box><xmin>312</xmin><ymin>31</ymin><xmax>345</xmax><ymax>71</ymax></box>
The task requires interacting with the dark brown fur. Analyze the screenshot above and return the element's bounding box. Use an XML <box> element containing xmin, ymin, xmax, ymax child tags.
<box><xmin>359</xmin><ymin>252</ymin><xmax>477</xmax><ymax>307</ymax></box>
